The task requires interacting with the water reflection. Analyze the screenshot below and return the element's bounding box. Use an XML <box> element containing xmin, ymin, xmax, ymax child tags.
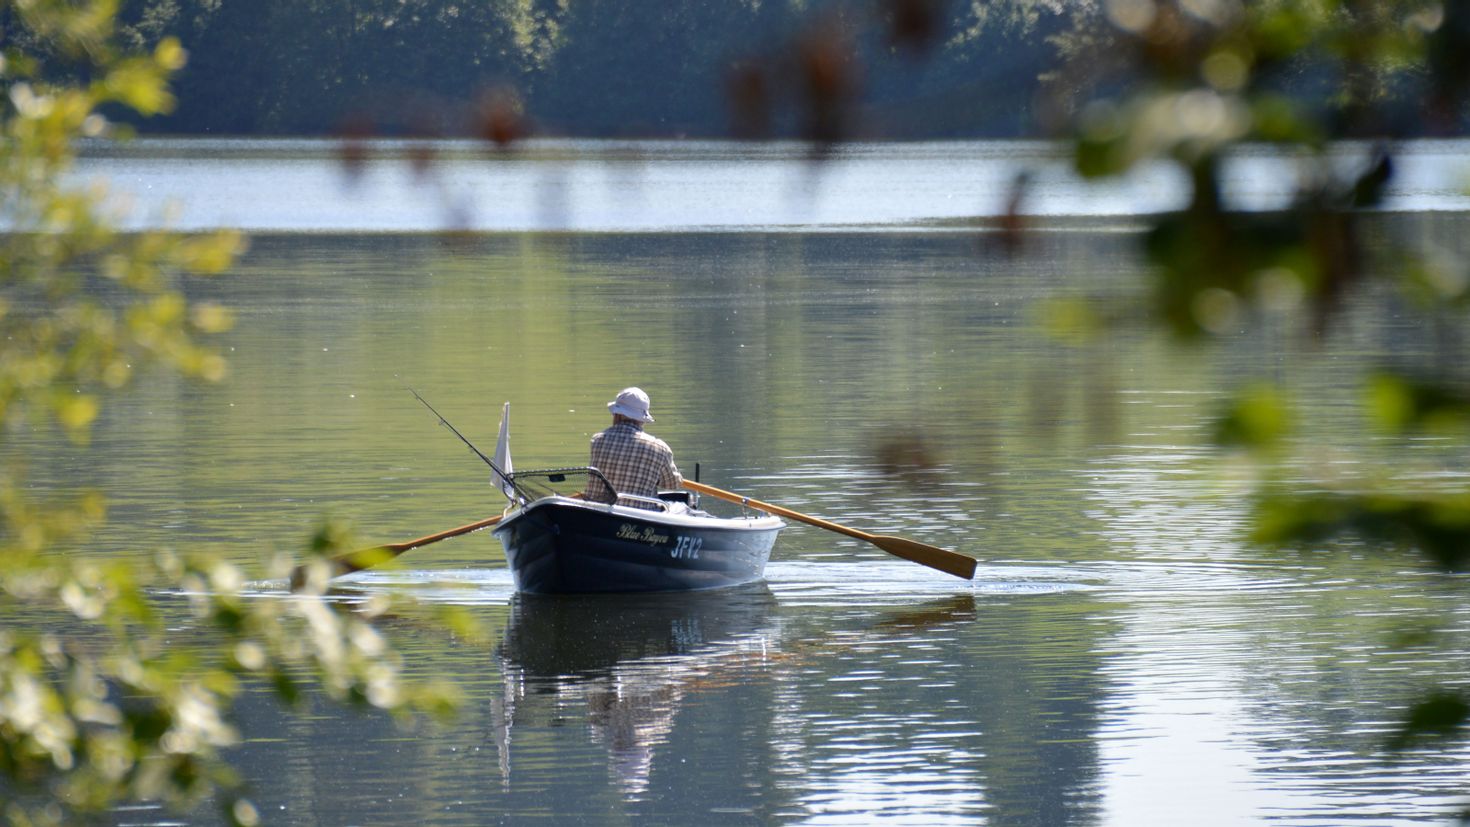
<box><xmin>495</xmin><ymin>584</ymin><xmax>780</xmax><ymax>798</ymax></box>
<box><xmin>493</xmin><ymin>585</ymin><xmax>986</xmax><ymax>806</ymax></box>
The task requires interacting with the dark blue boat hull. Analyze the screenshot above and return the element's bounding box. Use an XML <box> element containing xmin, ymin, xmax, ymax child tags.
<box><xmin>493</xmin><ymin>498</ymin><xmax>783</xmax><ymax>594</ymax></box>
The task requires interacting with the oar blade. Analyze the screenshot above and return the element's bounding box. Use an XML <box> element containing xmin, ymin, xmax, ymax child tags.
<box><xmin>872</xmin><ymin>535</ymin><xmax>977</xmax><ymax>580</ymax></box>
<box><xmin>289</xmin><ymin>545</ymin><xmax>405</xmax><ymax>592</ymax></box>
<box><xmin>333</xmin><ymin>545</ymin><xmax>404</xmax><ymax>576</ymax></box>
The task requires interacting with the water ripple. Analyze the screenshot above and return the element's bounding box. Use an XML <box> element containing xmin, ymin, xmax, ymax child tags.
<box><xmin>249</xmin><ymin>555</ymin><xmax>1342</xmax><ymax>608</ymax></box>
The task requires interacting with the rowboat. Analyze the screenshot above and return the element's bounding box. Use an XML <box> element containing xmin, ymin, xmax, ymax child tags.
<box><xmin>492</xmin><ymin>467</ymin><xmax>785</xmax><ymax>594</ymax></box>
<box><xmin>284</xmin><ymin>398</ymin><xmax>973</xmax><ymax>595</ymax></box>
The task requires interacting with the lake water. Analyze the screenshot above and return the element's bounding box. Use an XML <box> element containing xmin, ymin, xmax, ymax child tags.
<box><xmin>36</xmin><ymin>140</ymin><xmax>1470</xmax><ymax>824</ymax></box>
<box><xmin>79</xmin><ymin>137</ymin><xmax>1470</xmax><ymax>231</ymax></box>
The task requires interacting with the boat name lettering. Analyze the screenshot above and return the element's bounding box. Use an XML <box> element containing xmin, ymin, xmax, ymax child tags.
<box><xmin>617</xmin><ymin>524</ymin><xmax>670</xmax><ymax>545</ymax></box>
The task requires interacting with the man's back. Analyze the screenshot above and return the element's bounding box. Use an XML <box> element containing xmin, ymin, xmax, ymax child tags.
<box><xmin>586</xmin><ymin>421</ymin><xmax>682</xmax><ymax>508</ymax></box>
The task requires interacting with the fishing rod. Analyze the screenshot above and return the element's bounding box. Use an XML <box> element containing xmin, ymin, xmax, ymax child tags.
<box><xmin>408</xmin><ymin>388</ymin><xmax>516</xmax><ymax>495</ymax></box>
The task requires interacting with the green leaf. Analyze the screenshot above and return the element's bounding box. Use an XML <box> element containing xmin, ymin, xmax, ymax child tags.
<box><xmin>1214</xmin><ymin>385</ymin><xmax>1293</xmax><ymax>450</ymax></box>
<box><xmin>1366</xmin><ymin>371</ymin><xmax>1470</xmax><ymax>434</ymax></box>
<box><xmin>226</xmin><ymin>797</ymin><xmax>261</xmax><ymax>827</ymax></box>
<box><xmin>1389</xmin><ymin>691</ymin><xmax>1470</xmax><ymax>750</ymax></box>
<box><xmin>271</xmin><ymin>669</ymin><xmax>301</xmax><ymax>706</ymax></box>
<box><xmin>1351</xmin><ymin>150</ymin><xmax>1393</xmax><ymax>208</ymax></box>
<box><xmin>55</xmin><ymin>393</ymin><xmax>99</xmax><ymax>436</ymax></box>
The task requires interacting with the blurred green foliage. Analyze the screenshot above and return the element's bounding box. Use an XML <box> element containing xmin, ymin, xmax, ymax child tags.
<box><xmin>1389</xmin><ymin>691</ymin><xmax>1470</xmax><ymax>751</ymax></box>
<box><xmin>1</xmin><ymin>3</ymin><xmax>461</xmax><ymax>825</ymax></box>
<box><xmin>1212</xmin><ymin>383</ymin><xmax>1293</xmax><ymax>450</ymax></box>
<box><xmin>7</xmin><ymin>0</ymin><xmax>1470</xmax><ymax>818</ymax></box>
<box><xmin>1366</xmin><ymin>371</ymin><xmax>1470</xmax><ymax>434</ymax></box>
<box><xmin>1045</xmin><ymin>0</ymin><xmax>1470</xmax><ymax>755</ymax></box>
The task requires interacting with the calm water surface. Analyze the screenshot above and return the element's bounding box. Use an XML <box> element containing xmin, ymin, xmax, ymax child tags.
<box><xmin>38</xmin><ymin>141</ymin><xmax>1470</xmax><ymax>824</ymax></box>
<box><xmin>78</xmin><ymin>137</ymin><xmax>1470</xmax><ymax>231</ymax></box>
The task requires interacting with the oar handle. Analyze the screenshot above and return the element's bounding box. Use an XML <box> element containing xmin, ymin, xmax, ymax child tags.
<box><xmin>385</xmin><ymin>514</ymin><xmax>505</xmax><ymax>552</ymax></box>
<box><xmin>683</xmin><ymin>479</ymin><xmax>977</xmax><ymax>580</ymax></box>
<box><xmin>289</xmin><ymin>513</ymin><xmax>506</xmax><ymax>591</ymax></box>
<box><xmin>684</xmin><ymin>480</ymin><xmax>873</xmax><ymax>541</ymax></box>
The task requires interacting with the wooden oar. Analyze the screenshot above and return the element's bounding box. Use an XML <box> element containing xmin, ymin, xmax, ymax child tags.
<box><xmin>288</xmin><ymin>514</ymin><xmax>505</xmax><ymax>591</ymax></box>
<box><xmin>683</xmin><ymin>480</ymin><xmax>977</xmax><ymax>580</ymax></box>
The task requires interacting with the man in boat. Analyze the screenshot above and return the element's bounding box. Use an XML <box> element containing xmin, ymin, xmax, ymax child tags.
<box><xmin>584</xmin><ymin>387</ymin><xmax>684</xmax><ymax>510</ymax></box>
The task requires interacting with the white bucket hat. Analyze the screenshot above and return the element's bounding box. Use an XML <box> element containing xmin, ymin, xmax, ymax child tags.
<box><xmin>608</xmin><ymin>387</ymin><xmax>655</xmax><ymax>422</ymax></box>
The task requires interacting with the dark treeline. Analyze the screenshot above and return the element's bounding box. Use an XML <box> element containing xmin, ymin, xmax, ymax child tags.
<box><xmin>111</xmin><ymin>0</ymin><xmax>1076</xmax><ymax>139</ymax></box>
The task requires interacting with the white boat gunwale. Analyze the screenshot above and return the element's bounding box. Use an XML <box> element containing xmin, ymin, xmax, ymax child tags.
<box><xmin>501</xmin><ymin>494</ymin><xmax>786</xmax><ymax>532</ymax></box>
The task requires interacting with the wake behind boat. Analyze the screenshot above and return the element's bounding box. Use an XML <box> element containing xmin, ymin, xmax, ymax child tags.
<box><xmin>492</xmin><ymin>468</ymin><xmax>785</xmax><ymax>594</ymax></box>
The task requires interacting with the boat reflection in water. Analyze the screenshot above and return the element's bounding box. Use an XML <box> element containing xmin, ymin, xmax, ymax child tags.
<box><xmin>492</xmin><ymin>583</ymin><xmax>979</xmax><ymax>799</ymax></box>
<box><xmin>493</xmin><ymin>582</ymin><xmax>781</xmax><ymax>797</ymax></box>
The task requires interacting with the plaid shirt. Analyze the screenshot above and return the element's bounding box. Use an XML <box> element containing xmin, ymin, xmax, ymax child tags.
<box><xmin>585</xmin><ymin>421</ymin><xmax>683</xmax><ymax>509</ymax></box>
